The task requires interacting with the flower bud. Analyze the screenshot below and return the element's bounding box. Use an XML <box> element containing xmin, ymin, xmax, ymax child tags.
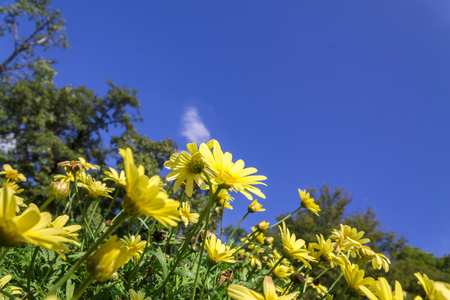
<box><xmin>49</xmin><ymin>181</ymin><xmax>70</xmax><ymax>199</ymax></box>
<box><xmin>256</xmin><ymin>221</ymin><xmax>269</xmax><ymax>232</ymax></box>
<box><xmin>248</xmin><ymin>199</ymin><xmax>265</xmax><ymax>213</ymax></box>
<box><xmin>264</xmin><ymin>237</ymin><xmax>274</xmax><ymax>246</ymax></box>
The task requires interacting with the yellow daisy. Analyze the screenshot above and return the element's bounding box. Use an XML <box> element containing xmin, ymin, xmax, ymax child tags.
<box><xmin>279</xmin><ymin>222</ymin><xmax>316</xmax><ymax>268</ymax></box>
<box><xmin>199</xmin><ymin>140</ymin><xmax>267</xmax><ymax>200</ymax></box>
<box><xmin>204</xmin><ymin>234</ymin><xmax>236</xmax><ymax>265</ymax></box>
<box><xmin>340</xmin><ymin>260</ymin><xmax>374</xmax><ymax>296</ymax></box>
<box><xmin>331</xmin><ymin>224</ymin><xmax>370</xmax><ymax>255</ymax></box>
<box><xmin>215</xmin><ymin>188</ymin><xmax>234</xmax><ymax>210</ymax></box>
<box><xmin>129</xmin><ymin>289</ymin><xmax>151</xmax><ymax>300</ymax></box>
<box><xmin>298</xmin><ymin>189</ymin><xmax>320</xmax><ymax>216</ymax></box>
<box><xmin>308</xmin><ymin>234</ymin><xmax>334</xmax><ymax>263</ymax></box>
<box><xmin>358</xmin><ymin>245</ymin><xmax>391</xmax><ymax>272</ymax></box>
<box><xmin>165</xmin><ymin>141</ymin><xmax>212</xmax><ymax>197</ymax></box>
<box><xmin>104</xmin><ymin>167</ymin><xmax>127</xmax><ymax>188</ymax></box>
<box><xmin>78</xmin><ymin>173</ymin><xmax>114</xmax><ymax>200</ymax></box>
<box><xmin>0</xmin><ymin>164</ymin><xmax>26</xmax><ymax>182</ymax></box>
<box><xmin>228</xmin><ymin>276</ymin><xmax>299</xmax><ymax>300</ymax></box>
<box><xmin>121</xmin><ymin>235</ymin><xmax>147</xmax><ymax>264</ymax></box>
<box><xmin>119</xmin><ymin>148</ymin><xmax>180</xmax><ymax>227</ymax></box>
<box><xmin>78</xmin><ymin>157</ymin><xmax>100</xmax><ymax>171</ymax></box>
<box><xmin>179</xmin><ymin>201</ymin><xmax>199</xmax><ymax>227</ymax></box>
<box><xmin>360</xmin><ymin>277</ymin><xmax>404</xmax><ymax>300</ymax></box>
<box><xmin>86</xmin><ymin>235</ymin><xmax>135</xmax><ymax>282</ymax></box>
<box><xmin>415</xmin><ymin>273</ymin><xmax>437</xmax><ymax>298</ymax></box>
<box><xmin>0</xmin><ymin>185</ymin><xmax>80</xmax><ymax>252</ymax></box>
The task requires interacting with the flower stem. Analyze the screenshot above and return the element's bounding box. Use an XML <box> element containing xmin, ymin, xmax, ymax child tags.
<box><xmin>95</xmin><ymin>188</ymin><xmax>120</xmax><ymax>235</ymax></box>
<box><xmin>73</xmin><ymin>275</ymin><xmax>94</xmax><ymax>300</ymax></box>
<box><xmin>226</xmin><ymin>212</ymin><xmax>249</xmax><ymax>244</ymax></box>
<box><xmin>190</xmin><ymin>189</ymin><xmax>216</xmax><ymax>300</ymax></box>
<box><xmin>73</xmin><ymin>176</ymin><xmax>95</xmax><ymax>240</ymax></box>
<box><xmin>257</xmin><ymin>255</ymin><xmax>286</xmax><ymax>289</ymax></box>
<box><xmin>268</xmin><ymin>206</ymin><xmax>302</xmax><ymax>229</ymax></box>
<box><xmin>199</xmin><ymin>263</ymin><xmax>214</xmax><ymax>299</ymax></box>
<box><xmin>27</xmin><ymin>247</ymin><xmax>40</xmax><ymax>293</ymax></box>
<box><xmin>47</xmin><ymin>210</ymin><xmax>128</xmax><ymax>296</ymax></box>
<box><xmin>87</xmin><ymin>200</ymin><xmax>100</xmax><ymax>227</ymax></box>
<box><xmin>39</xmin><ymin>196</ymin><xmax>55</xmax><ymax>211</ymax></box>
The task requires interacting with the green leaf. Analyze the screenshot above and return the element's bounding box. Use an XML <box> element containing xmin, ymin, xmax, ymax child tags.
<box><xmin>154</xmin><ymin>247</ymin><xmax>168</xmax><ymax>279</ymax></box>
<box><xmin>66</xmin><ymin>278</ymin><xmax>74</xmax><ymax>299</ymax></box>
<box><xmin>174</xmin><ymin>268</ymin><xmax>195</xmax><ymax>280</ymax></box>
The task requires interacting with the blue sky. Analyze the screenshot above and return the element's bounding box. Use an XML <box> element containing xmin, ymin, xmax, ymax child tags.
<box><xmin>31</xmin><ymin>1</ymin><xmax>450</xmax><ymax>256</ymax></box>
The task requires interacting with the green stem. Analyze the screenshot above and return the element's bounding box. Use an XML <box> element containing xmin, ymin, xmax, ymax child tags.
<box><xmin>95</xmin><ymin>189</ymin><xmax>120</xmax><ymax>235</ymax></box>
<box><xmin>73</xmin><ymin>176</ymin><xmax>95</xmax><ymax>240</ymax></box>
<box><xmin>163</xmin><ymin>226</ymin><xmax>176</xmax><ymax>254</ymax></box>
<box><xmin>268</xmin><ymin>206</ymin><xmax>302</xmax><ymax>229</ymax></box>
<box><xmin>336</xmin><ymin>283</ymin><xmax>349</xmax><ymax>300</ymax></box>
<box><xmin>39</xmin><ymin>196</ymin><xmax>55</xmax><ymax>211</ymax></box>
<box><xmin>73</xmin><ymin>275</ymin><xmax>94</xmax><ymax>300</ymax></box>
<box><xmin>234</xmin><ymin>231</ymin><xmax>258</xmax><ymax>252</ymax></box>
<box><xmin>257</xmin><ymin>255</ymin><xmax>286</xmax><ymax>289</ymax></box>
<box><xmin>326</xmin><ymin>273</ymin><xmax>343</xmax><ymax>296</ymax></box>
<box><xmin>87</xmin><ymin>200</ymin><xmax>100</xmax><ymax>226</ymax></box>
<box><xmin>27</xmin><ymin>247</ymin><xmax>40</xmax><ymax>294</ymax></box>
<box><xmin>0</xmin><ymin>247</ymin><xmax>10</xmax><ymax>265</ymax></box>
<box><xmin>47</xmin><ymin>211</ymin><xmax>128</xmax><ymax>296</ymax></box>
<box><xmin>219</xmin><ymin>206</ymin><xmax>224</xmax><ymax>240</ymax></box>
<box><xmin>283</xmin><ymin>281</ymin><xmax>294</xmax><ymax>295</ymax></box>
<box><xmin>190</xmin><ymin>194</ymin><xmax>215</xmax><ymax>300</ymax></box>
<box><xmin>127</xmin><ymin>221</ymin><xmax>156</xmax><ymax>290</ymax></box>
<box><xmin>226</xmin><ymin>212</ymin><xmax>249</xmax><ymax>244</ymax></box>
<box><xmin>158</xmin><ymin>178</ymin><xmax>221</xmax><ymax>292</ymax></box>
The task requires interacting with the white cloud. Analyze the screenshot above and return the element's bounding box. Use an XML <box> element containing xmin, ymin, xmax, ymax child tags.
<box><xmin>0</xmin><ymin>133</ymin><xmax>16</xmax><ymax>153</ymax></box>
<box><xmin>181</xmin><ymin>107</ymin><xmax>211</xmax><ymax>144</ymax></box>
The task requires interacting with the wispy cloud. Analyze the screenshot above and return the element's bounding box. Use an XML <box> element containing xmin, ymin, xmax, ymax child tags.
<box><xmin>181</xmin><ymin>107</ymin><xmax>211</xmax><ymax>144</ymax></box>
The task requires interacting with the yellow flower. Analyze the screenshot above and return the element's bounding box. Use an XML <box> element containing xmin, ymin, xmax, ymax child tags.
<box><xmin>340</xmin><ymin>260</ymin><xmax>374</xmax><ymax>296</ymax></box>
<box><xmin>104</xmin><ymin>167</ymin><xmax>127</xmax><ymax>188</ymax></box>
<box><xmin>307</xmin><ymin>277</ymin><xmax>328</xmax><ymax>297</ymax></box>
<box><xmin>0</xmin><ymin>275</ymin><xmax>22</xmax><ymax>298</ymax></box>
<box><xmin>358</xmin><ymin>245</ymin><xmax>391</xmax><ymax>272</ymax></box>
<box><xmin>165</xmin><ymin>141</ymin><xmax>211</xmax><ymax>197</ymax></box>
<box><xmin>129</xmin><ymin>289</ymin><xmax>151</xmax><ymax>300</ymax></box>
<box><xmin>120</xmin><ymin>148</ymin><xmax>180</xmax><ymax>227</ymax></box>
<box><xmin>121</xmin><ymin>235</ymin><xmax>147</xmax><ymax>265</ymax></box>
<box><xmin>360</xmin><ymin>277</ymin><xmax>404</xmax><ymax>300</ymax></box>
<box><xmin>49</xmin><ymin>215</ymin><xmax>82</xmax><ymax>241</ymax></box>
<box><xmin>331</xmin><ymin>224</ymin><xmax>370</xmax><ymax>256</ymax></box>
<box><xmin>415</xmin><ymin>273</ymin><xmax>436</xmax><ymax>298</ymax></box>
<box><xmin>179</xmin><ymin>201</ymin><xmax>199</xmax><ymax>227</ymax></box>
<box><xmin>216</xmin><ymin>188</ymin><xmax>234</xmax><ymax>210</ymax></box>
<box><xmin>279</xmin><ymin>222</ymin><xmax>316</xmax><ymax>268</ymax></box>
<box><xmin>204</xmin><ymin>234</ymin><xmax>236</xmax><ymax>265</ymax></box>
<box><xmin>0</xmin><ymin>164</ymin><xmax>26</xmax><ymax>182</ymax></box>
<box><xmin>308</xmin><ymin>234</ymin><xmax>334</xmax><ymax>263</ymax></box>
<box><xmin>78</xmin><ymin>173</ymin><xmax>114</xmax><ymax>200</ymax></box>
<box><xmin>268</xmin><ymin>259</ymin><xmax>292</xmax><ymax>278</ymax></box>
<box><xmin>87</xmin><ymin>235</ymin><xmax>135</xmax><ymax>282</ymax></box>
<box><xmin>199</xmin><ymin>140</ymin><xmax>267</xmax><ymax>200</ymax></box>
<box><xmin>248</xmin><ymin>199</ymin><xmax>265</xmax><ymax>213</ymax></box>
<box><xmin>78</xmin><ymin>157</ymin><xmax>100</xmax><ymax>171</ymax></box>
<box><xmin>1</xmin><ymin>184</ymin><xmax>27</xmax><ymax>213</ymax></box>
<box><xmin>0</xmin><ymin>185</ymin><xmax>80</xmax><ymax>252</ymax></box>
<box><xmin>228</xmin><ymin>276</ymin><xmax>299</xmax><ymax>300</ymax></box>
<box><xmin>298</xmin><ymin>189</ymin><xmax>320</xmax><ymax>216</ymax></box>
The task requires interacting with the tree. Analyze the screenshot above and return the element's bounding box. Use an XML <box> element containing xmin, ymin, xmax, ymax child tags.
<box><xmin>0</xmin><ymin>0</ymin><xmax>68</xmax><ymax>79</ymax></box>
<box><xmin>0</xmin><ymin>0</ymin><xmax>177</xmax><ymax>204</ymax></box>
